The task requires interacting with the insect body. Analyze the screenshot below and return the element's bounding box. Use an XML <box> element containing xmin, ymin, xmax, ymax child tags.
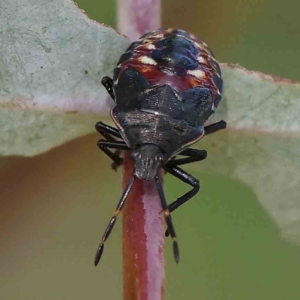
<box><xmin>94</xmin><ymin>28</ymin><xmax>226</xmax><ymax>266</ymax></box>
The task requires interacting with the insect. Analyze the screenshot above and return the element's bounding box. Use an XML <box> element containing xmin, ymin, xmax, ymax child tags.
<box><xmin>94</xmin><ymin>28</ymin><xmax>226</xmax><ymax>266</ymax></box>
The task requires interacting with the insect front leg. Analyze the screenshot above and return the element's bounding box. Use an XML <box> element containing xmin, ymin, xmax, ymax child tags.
<box><xmin>94</xmin><ymin>176</ymin><xmax>135</xmax><ymax>266</ymax></box>
<box><xmin>162</xmin><ymin>165</ymin><xmax>200</xmax><ymax>237</ymax></box>
<box><xmin>97</xmin><ymin>140</ymin><xmax>129</xmax><ymax>170</ymax></box>
<box><xmin>95</xmin><ymin>122</ymin><xmax>124</xmax><ymax>170</ymax></box>
<box><xmin>155</xmin><ymin>177</ymin><xmax>180</xmax><ymax>263</ymax></box>
<box><xmin>163</xmin><ymin>165</ymin><xmax>200</xmax><ymax>213</ymax></box>
<box><xmin>168</xmin><ymin>148</ymin><xmax>207</xmax><ymax>166</ymax></box>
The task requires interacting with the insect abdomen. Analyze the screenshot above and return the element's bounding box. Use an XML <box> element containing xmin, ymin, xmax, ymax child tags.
<box><xmin>114</xmin><ymin>28</ymin><xmax>222</xmax><ymax>111</ymax></box>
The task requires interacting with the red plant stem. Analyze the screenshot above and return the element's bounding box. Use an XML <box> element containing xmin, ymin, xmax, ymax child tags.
<box><xmin>122</xmin><ymin>153</ymin><xmax>165</xmax><ymax>300</ymax></box>
<box><xmin>117</xmin><ymin>0</ymin><xmax>161</xmax><ymax>41</ymax></box>
<box><xmin>116</xmin><ymin>1</ymin><xmax>163</xmax><ymax>300</ymax></box>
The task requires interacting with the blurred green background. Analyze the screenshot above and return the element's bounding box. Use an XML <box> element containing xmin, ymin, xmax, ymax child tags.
<box><xmin>1</xmin><ymin>0</ymin><xmax>300</xmax><ymax>299</ymax></box>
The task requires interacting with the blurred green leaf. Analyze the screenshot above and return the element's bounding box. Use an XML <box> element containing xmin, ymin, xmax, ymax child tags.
<box><xmin>206</xmin><ymin>64</ymin><xmax>300</xmax><ymax>247</ymax></box>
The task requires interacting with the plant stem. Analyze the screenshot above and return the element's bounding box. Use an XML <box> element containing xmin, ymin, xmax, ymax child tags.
<box><xmin>117</xmin><ymin>0</ymin><xmax>161</xmax><ymax>40</ymax></box>
<box><xmin>116</xmin><ymin>1</ymin><xmax>163</xmax><ymax>299</ymax></box>
<box><xmin>122</xmin><ymin>153</ymin><xmax>165</xmax><ymax>300</ymax></box>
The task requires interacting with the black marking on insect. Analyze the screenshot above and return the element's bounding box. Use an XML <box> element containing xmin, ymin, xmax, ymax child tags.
<box><xmin>94</xmin><ymin>28</ymin><xmax>226</xmax><ymax>266</ymax></box>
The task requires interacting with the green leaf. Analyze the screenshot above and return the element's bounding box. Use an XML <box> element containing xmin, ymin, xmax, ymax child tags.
<box><xmin>0</xmin><ymin>0</ymin><xmax>130</xmax><ymax>155</ymax></box>
<box><xmin>214</xmin><ymin>64</ymin><xmax>300</xmax><ymax>132</ymax></box>
<box><xmin>203</xmin><ymin>63</ymin><xmax>300</xmax><ymax>247</ymax></box>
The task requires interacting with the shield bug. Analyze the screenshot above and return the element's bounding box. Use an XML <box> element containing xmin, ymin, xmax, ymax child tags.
<box><xmin>94</xmin><ymin>28</ymin><xmax>226</xmax><ymax>266</ymax></box>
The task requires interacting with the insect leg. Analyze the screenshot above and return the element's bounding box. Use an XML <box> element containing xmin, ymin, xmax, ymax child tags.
<box><xmin>110</xmin><ymin>150</ymin><xmax>123</xmax><ymax>171</ymax></box>
<box><xmin>163</xmin><ymin>165</ymin><xmax>200</xmax><ymax>214</ymax></box>
<box><xmin>162</xmin><ymin>165</ymin><xmax>200</xmax><ymax>237</ymax></box>
<box><xmin>204</xmin><ymin>120</ymin><xmax>226</xmax><ymax>135</ymax></box>
<box><xmin>101</xmin><ymin>76</ymin><xmax>115</xmax><ymax>100</ymax></box>
<box><xmin>155</xmin><ymin>177</ymin><xmax>180</xmax><ymax>263</ymax></box>
<box><xmin>94</xmin><ymin>176</ymin><xmax>135</xmax><ymax>266</ymax></box>
<box><xmin>95</xmin><ymin>124</ymin><xmax>124</xmax><ymax>170</ymax></box>
<box><xmin>97</xmin><ymin>140</ymin><xmax>129</xmax><ymax>169</ymax></box>
<box><xmin>168</xmin><ymin>149</ymin><xmax>207</xmax><ymax>166</ymax></box>
<box><xmin>95</xmin><ymin>121</ymin><xmax>122</xmax><ymax>139</ymax></box>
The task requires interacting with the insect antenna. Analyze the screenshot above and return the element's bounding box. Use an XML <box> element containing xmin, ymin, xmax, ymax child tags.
<box><xmin>155</xmin><ymin>177</ymin><xmax>180</xmax><ymax>263</ymax></box>
<box><xmin>94</xmin><ymin>176</ymin><xmax>135</xmax><ymax>266</ymax></box>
